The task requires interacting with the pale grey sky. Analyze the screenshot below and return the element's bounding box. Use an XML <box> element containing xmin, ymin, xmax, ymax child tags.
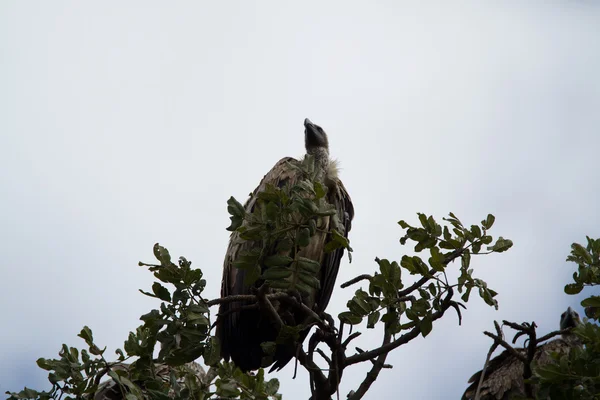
<box><xmin>1</xmin><ymin>2</ymin><xmax>600</xmax><ymax>399</ymax></box>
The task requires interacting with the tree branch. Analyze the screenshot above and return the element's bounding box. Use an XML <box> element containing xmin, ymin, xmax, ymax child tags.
<box><xmin>347</xmin><ymin>312</ymin><xmax>393</xmax><ymax>400</ymax></box>
<box><xmin>341</xmin><ymin>274</ymin><xmax>373</xmax><ymax>289</ymax></box>
<box><xmin>482</xmin><ymin>331</ymin><xmax>527</xmax><ymax>363</ymax></box>
<box><xmin>345</xmin><ymin>287</ymin><xmax>454</xmax><ymax>366</ymax></box>
<box><xmin>397</xmin><ymin>248</ymin><xmax>464</xmax><ymax>297</ymax></box>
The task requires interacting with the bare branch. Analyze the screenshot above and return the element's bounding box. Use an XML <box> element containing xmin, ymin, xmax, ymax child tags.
<box><xmin>347</xmin><ymin>326</ymin><xmax>392</xmax><ymax>400</ymax></box>
<box><xmin>316</xmin><ymin>349</ymin><xmax>331</xmax><ymax>364</ymax></box>
<box><xmin>256</xmin><ymin>284</ymin><xmax>284</xmax><ymax>330</ymax></box>
<box><xmin>474</xmin><ymin>321</ymin><xmax>503</xmax><ymax>400</ymax></box>
<box><xmin>340</xmin><ymin>274</ymin><xmax>373</xmax><ymax>289</ymax></box>
<box><xmin>342</xmin><ymin>332</ymin><xmax>361</xmax><ymax>348</ymax></box>
<box><xmin>482</xmin><ymin>331</ymin><xmax>527</xmax><ymax>363</ymax></box>
<box><xmin>538</xmin><ymin>327</ymin><xmax>572</xmax><ymax>343</ymax></box>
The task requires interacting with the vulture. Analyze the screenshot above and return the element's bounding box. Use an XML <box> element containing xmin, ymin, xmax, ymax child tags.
<box><xmin>462</xmin><ymin>307</ymin><xmax>582</xmax><ymax>400</ymax></box>
<box><xmin>217</xmin><ymin>118</ymin><xmax>354</xmax><ymax>372</ymax></box>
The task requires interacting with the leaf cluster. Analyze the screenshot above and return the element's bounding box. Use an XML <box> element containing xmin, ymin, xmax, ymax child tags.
<box><xmin>7</xmin><ymin>245</ymin><xmax>282</xmax><ymax>400</ymax></box>
<box><xmin>339</xmin><ymin>213</ymin><xmax>512</xmax><ymax>338</ymax></box>
<box><xmin>531</xmin><ymin>322</ymin><xmax>600</xmax><ymax>400</ymax></box>
<box><xmin>523</xmin><ymin>236</ymin><xmax>600</xmax><ymax>399</ymax></box>
<box><xmin>227</xmin><ymin>155</ymin><xmax>351</xmax><ymax>296</ymax></box>
<box><xmin>565</xmin><ymin>236</ymin><xmax>600</xmax><ymax>294</ymax></box>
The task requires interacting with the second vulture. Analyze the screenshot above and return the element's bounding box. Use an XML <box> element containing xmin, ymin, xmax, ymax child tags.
<box><xmin>217</xmin><ymin>118</ymin><xmax>354</xmax><ymax>372</ymax></box>
<box><xmin>462</xmin><ymin>307</ymin><xmax>582</xmax><ymax>400</ymax></box>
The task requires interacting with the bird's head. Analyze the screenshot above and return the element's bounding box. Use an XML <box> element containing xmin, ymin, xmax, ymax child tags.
<box><xmin>304</xmin><ymin>118</ymin><xmax>329</xmax><ymax>155</ymax></box>
<box><xmin>560</xmin><ymin>306</ymin><xmax>581</xmax><ymax>330</ymax></box>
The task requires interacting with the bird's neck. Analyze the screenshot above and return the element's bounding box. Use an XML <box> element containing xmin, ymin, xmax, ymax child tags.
<box><xmin>307</xmin><ymin>148</ymin><xmax>330</xmax><ymax>174</ymax></box>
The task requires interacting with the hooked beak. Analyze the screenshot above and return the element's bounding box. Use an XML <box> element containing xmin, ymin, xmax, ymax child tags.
<box><xmin>304</xmin><ymin>118</ymin><xmax>318</xmax><ymax>141</ymax></box>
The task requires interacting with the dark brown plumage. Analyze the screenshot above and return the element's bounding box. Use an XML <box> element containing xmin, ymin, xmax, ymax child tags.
<box><xmin>462</xmin><ymin>307</ymin><xmax>581</xmax><ymax>400</ymax></box>
<box><xmin>217</xmin><ymin>118</ymin><xmax>353</xmax><ymax>372</ymax></box>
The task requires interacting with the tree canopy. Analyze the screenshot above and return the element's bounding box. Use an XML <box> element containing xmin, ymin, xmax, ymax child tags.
<box><xmin>7</xmin><ymin>165</ymin><xmax>600</xmax><ymax>400</ymax></box>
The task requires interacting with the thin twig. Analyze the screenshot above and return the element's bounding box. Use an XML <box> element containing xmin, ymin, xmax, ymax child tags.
<box><xmin>537</xmin><ymin>327</ymin><xmax>571</xmax><ymax>343</ymax></box>
<box><xmin>340</xmin><ymin>274</ymin><xmax>373</xmax><ymax>289</ymax></box>
<box><xmin>347</xmin><ymin>307</ymin><xmax>393</xmax><ymax>400</ymax></box>
<box><xmin>474</xmin><ymin>342</ymin><xmax>499</xmax><ymax>400</ymax></box>
<box><xmin>482</xmin><ymin>331</ymin><xmax>527</xmax><ymax>363</ymax></box>
<box><xmin>474</xmin><ymin>321</ymin><xmax>503</xmax><ymax>400</ymax></box>
<box><xmin>316</xmin><ymin>348</ymin><xmax>332</xmax><ymax>364</ymax></box>
<box><xmin>342</xmin><ymin>332</ymin><xmax>361</xmax><ymax>348</ymax></box>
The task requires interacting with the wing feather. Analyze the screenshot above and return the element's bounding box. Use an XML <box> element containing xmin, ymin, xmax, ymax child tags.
<box><xmin>316</xmin><ymin>178</ymin><xmax>353</xmax><ymax>312</ymax></box>
<box><xmin>218</xmin><ymin>157</ymin><xmax>298</xmax><ymax>369</ymax></box>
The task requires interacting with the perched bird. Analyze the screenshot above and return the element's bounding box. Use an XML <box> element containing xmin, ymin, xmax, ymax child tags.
<box><xmin>217</xmin><ymin>118</ymin><xmax>354</xmax><ymax>372</ymax></box>
<box><xmin>462</xmin><ymin>307</ymin><xmax>582</xmax><ymax>400</ymax></box>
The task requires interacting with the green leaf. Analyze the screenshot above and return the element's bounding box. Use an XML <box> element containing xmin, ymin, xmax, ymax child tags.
<box><xmin>227</xmin><ymin>196</ymin><xmax>245</xmax><ymax>217</ymax></box>
<box><xmin>398</xmin><ymin>220</ymin><xmax>410</xmax><ymax>229</ymax></box>
<box><xmin>265</xmin><ymin>378</ymin><xmax>280</xmax><ymax>396</ymax></box>
<box><xmin>377</xmin><ymin>258</ymin><xmax>392</xmax><ymax>278</ymax></box>
<box><xmin>297</xmin><ymin>179</ymin><xmax>316</xmax><ymax>195</ymax></box>
<box><xmin>244</xmin><ymin>265</ymin><xmax>261</xmax><ymax>286</ymax></box>
<box><xmin>480</xmin><ymin>235</ymin><xmax>493</xmax><ymax>245</ymax></box>
<box><xmin>77</xmin><ymin>326</ymin><xmax>94</xmax><ymax>347</ymax></box>
<box><xmin>203</xmin><ymin>336</ymin><xmax>221</xmax><ymax>366</ymax></box>
<box><xmin>295</xmin><ymin>281</ymin><xmax>314</xmax><ymax>295</ymax></box>
<box><xmin>461</xmin><ymin>250</ymin><xmax>471</xmax><ymax>270</ymax></box>
<box><xmin>400</xmin><ymin>256</ymin><xmax>416</xmax><ymax>273</ymax></box>
<box><xmin>298</xmin><ymin>273</ymin><xmax>321</xmax><ymax>289</ymax></box>
<box><xmin>314</xmin><ymin>181</ymin><xmax>327</xmax><ymax>199</ymax></box>
<box><xmin>297</xmin><ymin>227</ymin><xmax>311</xmax><ymax>247</ymax></box>
<box><xmin>226</xmin><ymin>196</ymin><xmax>245</xmax><ymax>231</ymax></box>
<box><xmin>262</xmin><ymin>267</ymin><xmax>292</xmax><ymax>280</ymax></box>
<box><xmin>428</xmin><ymin>247</ymin><xmax>444</xmax><ymax>272</ymax></box>
<box><xmin>152</xmin><ymin>282</ymin><xmax>171</xmax><ymax>302</ymax></box>
<box><xmin>153</xmin><ymin>243</ymin><xmax>172</xmax><ymax>265</ymax></box>
<box><xmin>297</xmin><ymin>257</ymin><xmax>321</xmax><ymax>273</ymax></box>
<box><xmin>488</xmin><ymin>237</ymin><xmax>513</xmax><ymax>253</ymax></box>
<box><xmin>216</xmin><ymin>380</ymin><xmax>241</xmax><ymax>398</ymax></box>
<box><xmin>324</xmin><ymin>229</ymin><xmax>351</xmax><ymax>253</ymax></box>
<box><xmin>482</xmin><ymin>214</ymin><xmax>495</xmax><ymax>230</ymax></box>
<box><xmin>564</xmin><ymin>283</ymin><xmax>583</xmax><ymax>295</ymax></box>
<box><xmin>233</xmin><ymin>250</ymin><xmax>260</xmax><ymax>270</ymax></box>
<box><xmin>338</xmin><ymin>311</ymin><xmax>362</xmax><ymax>325</ymax></box>
<box><xmin>418</xmin><ymin>213</ymin><xmax>428</xmax><ymax>229</ymax></box>
<box><xmin>428</xmin><ymin>282</ymin><xmax>437</xmax><ymax>296</ymax></box>
<box><xmin>264</xmin><ymin>255</ymin><xmax>293</xmax><ymax>267</ymax></box>
<box><xmin>581</xmin><ymin>296</ymin><xmax>600</xmax><ymax>308</ymax></box>
<box><xmin>367</xmin><ymin>311</ymin><xmax>381</xmax><ymax>329</ymax></box>
<box><xmin>420</xmin><ymin>316</ymin><xmax>433</xmax><ymax>337</ymax></box>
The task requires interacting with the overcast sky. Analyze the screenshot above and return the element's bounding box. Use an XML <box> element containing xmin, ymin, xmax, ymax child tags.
<box><xmin>2</xmin><ymin>2</ymin><xmax>600</xmax><ymax>399</ymax></box>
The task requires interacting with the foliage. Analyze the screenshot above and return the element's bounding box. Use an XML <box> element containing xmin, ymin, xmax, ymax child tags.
<box><xmin>528</xmin><ymin>237</ymin><xmax>600</xmax><ymax>399</ymax></box>
<box><xmin>6</xmin><ymin>245</ymin><xmax>281</xmax><ymax>400</ymax></box>
<box><xmin>338</xmin><ymin>212</ymin><xmax>511</xmax><ymax>337</ymax></box>
<box><xmin>7</xmin><ymin>157</ymin><xmax>513</xmax><ymax>400</ymax></box>
<box><xmin>228</xmin><ymin>155</ymin><xmax>351</xmax><ymax>294</ymax></box>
